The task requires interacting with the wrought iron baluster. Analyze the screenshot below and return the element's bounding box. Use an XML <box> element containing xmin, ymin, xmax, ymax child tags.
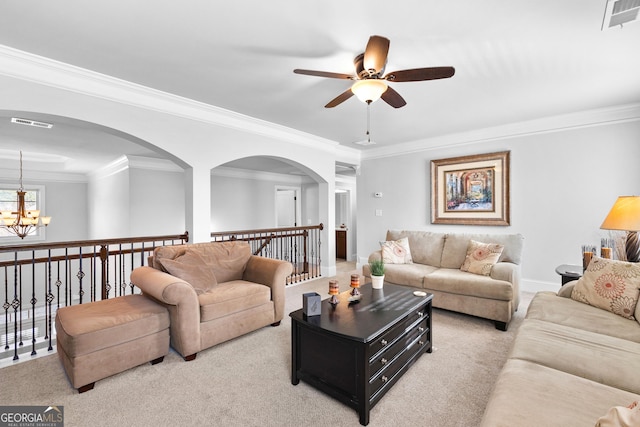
<box><xmin>29</xmin><ymin>250</ymin><xmax>36</xmax><ymax>355</ymax></box>
<box><xmin>46</xmin><ymin>250</ymin><xmax>54</xmax><ymax>351</ymax></box>
<box><xmin>3</xmin><ymin>266</ymin><xmax>8</xmax><ymax>351</ymax></box>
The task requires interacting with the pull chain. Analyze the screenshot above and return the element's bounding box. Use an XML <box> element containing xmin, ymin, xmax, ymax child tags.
<box><xmin>366</xmin><ymin>100</ymin><xmax>372</xmax><ymax>144</ymax></box>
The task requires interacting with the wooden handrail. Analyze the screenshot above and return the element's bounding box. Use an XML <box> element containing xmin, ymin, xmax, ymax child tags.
<box><xmin>210</xmin><ymin>224</ymin><xmax>323</xmax><ymax>238</ymax></box>
<box><xmin>0</xmin><ymin>231</ymin><xmax>189</xmax><ymax>253</ymax></box>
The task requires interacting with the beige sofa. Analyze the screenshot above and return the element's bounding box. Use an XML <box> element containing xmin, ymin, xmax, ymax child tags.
<box><xmin>480</xmin><ymin>280</ymin><xmax>640</xmax><ymax>426</ymax></box>
<box><xmin>363</xmin><ymin>230</ymin><xmax>524</xmax><ymax>330</ymax></box>
<box><xmin>131</xmin><ymin>241</ymin><xmax>292</xmax><ymax>361</ymax></box>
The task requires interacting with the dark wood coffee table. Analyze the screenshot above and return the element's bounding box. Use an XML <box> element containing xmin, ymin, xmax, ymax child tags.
<box><xmin>290</xmin><ymin>283</ymin><xmax>433</xmax><ymax>426</ymax></box>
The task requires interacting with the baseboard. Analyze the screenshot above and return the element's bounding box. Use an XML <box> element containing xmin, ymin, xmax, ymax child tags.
<box><xmin>521</xmin><ymin>278</ymin><xmax>561</xmax><ymax>294</ymax></box>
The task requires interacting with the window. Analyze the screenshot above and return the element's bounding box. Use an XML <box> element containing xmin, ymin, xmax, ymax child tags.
<box><xmin>0</xmin><ymin>185</ymin><xmax>47</xmax><ymax>241</ymax></box>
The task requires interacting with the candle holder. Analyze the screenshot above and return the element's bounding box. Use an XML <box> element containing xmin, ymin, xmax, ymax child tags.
<box><xmin>350</xmin><ymin>274</ymin><xmax>361</xmax><ymax>296</ymax></box>
<box><xmin>582</xmin><ymin>244</ymin><xmax>597</xmax><ymax>271</ymax></box>
<box><xmin>328</xmin><ymin>280</ymin><xmax>339</xmax><ymax>306</ymax></box>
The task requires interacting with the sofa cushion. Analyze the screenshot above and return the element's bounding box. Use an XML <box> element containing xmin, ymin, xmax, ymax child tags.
<box><xmin>55</xmin><ymin>294</ymin><xmax>169</xmax><ymax>357</ymax></box>
<box><xmin>441</xmin><ymin>233</ymin><xmax>523</xmax><ymax>269</ymax></box>
<box><xmin>423</xmin><ymin>268</ymin><xmax>513</xmax><ymax>301</ymax></box>
<box><xmin>380</xmin><ymin>237</ymin><xmax>413</xmax><ymax>264</ymax></box>
<box><xmin>198</xmin><ymin>280</ymin><xmax>272</xmax><ymax>322</ymax></box>
<box><xmin>383</xmin><ymin>263</ymin><xmax>438</xmax><ymax>288</ymax></box>
<box><xmin>479</xmin><ymin>359</ymin><xmax>640</xmax><ymax>427</ymax></box>
<box><xmin>508</xmin><ymin>319</ymin><xmax>640</xmax><ymax>394</ymax></box>
<box><xmin>460</xmin><ymin>240</ymin><xmax>504</xmax><ymax>276</ymax></box>
<box><xmin>571</xmin><ymin>256</ymin><xmax>640</xmax><ymax>320</ymax></box>
<box><xmin>526</xmin><ymin>292</ymin><xmax>640</xmax><ymax>344</ymax></box>
<box><xmin>386</xmin><ymin>230</ymin><xmax>445</xmax><ymax>267</ymax></box>
<box><xmin>157</xmin><ymin>250</ymin><xmax>218</xmax><ymax>295</ymax></box>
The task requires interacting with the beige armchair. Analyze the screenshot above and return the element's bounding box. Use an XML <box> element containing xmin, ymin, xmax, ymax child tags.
<box><xmin>131</xmin><ymin>241</ymin><xmax>292</xmax><ymax>361</ymax></box>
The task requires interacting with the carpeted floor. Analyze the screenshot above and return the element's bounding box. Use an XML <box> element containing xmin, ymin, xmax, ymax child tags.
<box><xmin>0</xmin><ymin>262</ymin><xmax>532</xmax><ymax>427</ymax></box>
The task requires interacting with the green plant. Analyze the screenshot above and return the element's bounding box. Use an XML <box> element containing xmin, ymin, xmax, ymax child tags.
<box><xmin>369</xmin><ymin>259</ymin><xmax>385</xmax><ymax>276</ymax></box>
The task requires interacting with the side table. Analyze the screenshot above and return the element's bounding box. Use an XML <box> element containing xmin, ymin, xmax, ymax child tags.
<box><xmin>555</xmin><ymin>264</ymin><xmax>582</xmax><ymax>285</ymax></box>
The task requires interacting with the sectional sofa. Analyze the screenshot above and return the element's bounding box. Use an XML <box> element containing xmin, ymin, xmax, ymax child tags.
<box><xmin>363</xmin><ymin>230</ymin><xmax>524</xmax><ymax>330</ymax></box>
<box><xmin>481</xmin><ymin>256</ymin><xmax>640</xmax><ymax>426</ymax></box>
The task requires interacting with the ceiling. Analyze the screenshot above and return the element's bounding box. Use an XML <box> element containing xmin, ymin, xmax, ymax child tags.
<box><xmin>0</xmin><ymin>0</ymin><xmax>639</xmax><ymax>175</ymax></box>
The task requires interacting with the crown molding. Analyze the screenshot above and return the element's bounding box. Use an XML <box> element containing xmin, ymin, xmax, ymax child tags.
<box><xmin>0</xmin><ymin>168</ymin><xmax>87</xmax><ymax>184</ymax></box>
<box><xmin>362</xmin><ymin>103</ymin><xmax>640</xmax><ymax>160</ymax></box>
<box><xmin>211</xmin><ymin>166</ymin><xmax>315</xmax><ymax>185</ymax></box>
<box><xmin>89</xmin><ymin>155</ymin><xmax>184</xmax><ymax>181</ymax></box>
<box><xmin>0</xmin><ymin>45</ymin><xmax>342</xmax><ymax>154</ymax></box>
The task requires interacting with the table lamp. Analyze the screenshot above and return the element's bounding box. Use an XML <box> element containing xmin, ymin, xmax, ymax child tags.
<box><xmin>600</xmin><ymin>196</ymin><xmax>640</xmax><ymax>263</ymax></box>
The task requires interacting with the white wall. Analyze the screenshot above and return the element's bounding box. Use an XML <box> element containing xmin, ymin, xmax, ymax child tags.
<box><xmin>210</xmin><ymin>174</ymin><xmax>287</xmax><ymax>231</ymax></box>
<box><xmin>88</xmin><ymin>168</ymin><xmax>129</xmax><ymax>239</ymax></box>
<box><xmin>129</xmin><ymin>167</ymin><xmax>185</xmax><ymax>236</ymax></box>
<box><xmin>357</xmin><ymin>118</ymin><xmax>640</xmax><ymax>292</ymax></box>
<box><xmin>301</xmin><ymin>183</ymin><xmax>319</xmax><ymax>226</ymax></box>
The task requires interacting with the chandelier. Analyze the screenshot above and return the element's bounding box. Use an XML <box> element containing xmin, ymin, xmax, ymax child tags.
<box><xmin>0</xmin><ymin>151</ymin><xmax>51</xmax><ymax>239</ymax></box>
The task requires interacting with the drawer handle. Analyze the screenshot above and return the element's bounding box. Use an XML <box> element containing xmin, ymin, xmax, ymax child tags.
<box><xmin>417</xmin><ymin>311</ymin><xmax>423</xmax><ymax>317</ymax></box>
<box><xmin>381</xmin><ymin>358</ymin><xmax>388</xmax><ymax>365</ymax></box>
<box><xmin>419</xmin><ymin>340</ymin><xmax>425</xmax><ymax>346</ymax></box>
<box><xmin>418</xmin><ymin>327</ymin><xmax>425</xmax><ymax>332</ymax></box>
<box><xmin>381</xmin><ymin>376</ymin><xmax>388</xmax><ymax>383</ymax></box>
<box><xmin>381</xmin><ymin>339</ymin><xmax>388</xmax><ymax>346</ymax></box>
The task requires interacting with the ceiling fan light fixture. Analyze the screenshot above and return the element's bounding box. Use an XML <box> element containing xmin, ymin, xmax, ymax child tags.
<box><xmin>351</xmin><ymin>79</ymin><xmax>388</xmax><ymax>104</ymax></box>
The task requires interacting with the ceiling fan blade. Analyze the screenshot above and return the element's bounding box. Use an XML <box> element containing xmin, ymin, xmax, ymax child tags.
<box><xmin>325</xmin><ymin>89</ymin><xmax>355</xmax><ymax>108</ymax></box>
<box><xmin>294</xmin><ymin>69</ymin><xmax>355</xmax><ymax>79</ymax></box>
<box><xmin>363</xmin><ymin>35</ymin><xmax>390</xmax><ymax>75</ymax></box>
<box><xmin>381</xmin><ymin>86</ymin><xmax>407</xmax><ymax>108</ymax></box>
<box><xmin>384</xmin><ymin>66</ymin><xmax>455</xmax><ymax>82</ymax></box>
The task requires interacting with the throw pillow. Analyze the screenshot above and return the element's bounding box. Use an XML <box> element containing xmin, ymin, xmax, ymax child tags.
<box><xmin>460</xmin><ymin>240</ymin><xmax>504</xmax><ymax>276</ymax></box>
<box><xmin>158</xmin><ymin>250</ymin><xmax>218</xmax><ymax>295</ymax></box>
<box><xmin>571</xmin><ymin>256</ymin><xmax>640</xmax><ymax>320</ymax></box>
<box><xmin>380</xmin><ymin>237</ymin><xmax>413</xmax><ymax>264</ymax></box>
<box><xmin>197</xmin><ymin>241</ymin><xmax>252</xmax><ymax>283</ymax></box>
<box><xmin>595</xmin><ymin>401</ymin><xmax>640</xmax><ymax>427</ymax></box>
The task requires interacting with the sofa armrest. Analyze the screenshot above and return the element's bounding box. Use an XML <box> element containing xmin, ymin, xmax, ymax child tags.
<box><xmin>243</xmin><ymin>256</ymin><xmax>292</xmax><ymax>322</ymax></box>
<box><xmin>490</xmin><ymin>262</ymin><xmax>521</xmax><ymax>309</ymax></box>
<box><xmin>363</xmin><ymin>251</ymin><xmax>382</xmax><ymax>277</ymax></box>
<box><xmin>558</xmin><ymin>281</ymin><xmax>576</xmax><ymax>298</ymax></box>
<box><xmin>130</xmin><ymin>266</ymin><xmax>201</xmax><ymax>357</ymax></box>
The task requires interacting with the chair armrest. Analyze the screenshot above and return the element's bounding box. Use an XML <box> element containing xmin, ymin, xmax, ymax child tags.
<box><xmin>243</xmin><ymin>256</ymin><xmax>293</xmax><ymax>322</ymax></box>
<box><xmin>130</xmin><ymin>266</ymin><xmax>201</xmax><ymax>357</ymax></box>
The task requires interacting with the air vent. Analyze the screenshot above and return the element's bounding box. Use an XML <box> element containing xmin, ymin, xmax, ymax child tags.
<box><xmin>11</xmin><ymin>117</ymin><xmax>53</xmax><ymax>129</ymax></box>
<box><xmin>602</xmin><ymin>0</ymin><xmax>640</xmax><ymax>30</ymax></box>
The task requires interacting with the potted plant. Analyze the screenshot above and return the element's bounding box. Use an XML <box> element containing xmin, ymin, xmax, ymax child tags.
<box><xmin>369</xmin><ymin>259</ymin><xmax>385</xmax><ymax>289</ymax></box>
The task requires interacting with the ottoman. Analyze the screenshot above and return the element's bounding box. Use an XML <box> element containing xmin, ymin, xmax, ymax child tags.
<box><xmin>55</xmin><ymin>294</ymin><xmax>170</xmax><ymax>393</ymax></box>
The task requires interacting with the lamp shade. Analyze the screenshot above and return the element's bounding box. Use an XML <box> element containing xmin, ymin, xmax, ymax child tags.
<box><xmin>351</xmin><ymin>79</ymin><xmax>388</xmax><ymax>103</ymax></box>
<box><xmin>600</xmin><ymin>196</ymin><xmax>640</xmax><ymax>231</ymax></box>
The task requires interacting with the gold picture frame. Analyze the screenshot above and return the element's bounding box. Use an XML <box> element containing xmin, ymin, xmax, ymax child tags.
<box><xmin>431</xmin><ymin>151</ymin><xmax>510</xmax><ymax>226</ymax></box>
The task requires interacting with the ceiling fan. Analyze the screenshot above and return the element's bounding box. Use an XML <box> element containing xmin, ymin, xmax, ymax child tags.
<box><xmin>294</xmin><ymin>35</ymin><xmax>455</xmax><ymax>108</ymax></box>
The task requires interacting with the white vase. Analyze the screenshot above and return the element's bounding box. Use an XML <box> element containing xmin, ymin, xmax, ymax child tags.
<box><xmin>371</xmin><ymin>275</ymin><xmax>385</xmax><ymax>289</ymax></box>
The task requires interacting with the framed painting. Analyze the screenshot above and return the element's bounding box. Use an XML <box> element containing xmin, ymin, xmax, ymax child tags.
<box><xmin>431</xmin><ymin>151</ymin><xmax>510</xmax><ymax>226</ymax></box>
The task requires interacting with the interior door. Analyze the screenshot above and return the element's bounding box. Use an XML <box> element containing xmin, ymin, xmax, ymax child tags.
<box><xmin>276</xmin><ymin>189</ymin><xmax>297</xmax><ymax>227</ymax></box>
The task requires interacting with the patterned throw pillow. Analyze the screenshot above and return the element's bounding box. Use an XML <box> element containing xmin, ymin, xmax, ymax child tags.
<box><xmin>460</xmin><ymin>240</ymin><xmax>504</xmax><ymax>276</ymax></box>
<box><xmin>380</xmin><ymin>237</ymin><xmax>413</xmax><ymax>264</ymax></box>
<box><xmin>571</xmin><ymin>256</ymin><xmax>640</xmax><ymax>320</ymax></box>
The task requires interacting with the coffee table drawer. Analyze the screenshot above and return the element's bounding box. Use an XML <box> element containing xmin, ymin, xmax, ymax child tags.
<box><xmin>369</xmin><ymin>317</ymin><xmax>429</xmax><ymax>376</ymax></box>
<box><xmin>368</xmin><ymin>306</ymin><xmax>428</xmax><ymax>355</ymax></box>
<box><xmin>369</xmin><ymin>326</ymin><xmax>430</xmax><ymax>398</ymax></box>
